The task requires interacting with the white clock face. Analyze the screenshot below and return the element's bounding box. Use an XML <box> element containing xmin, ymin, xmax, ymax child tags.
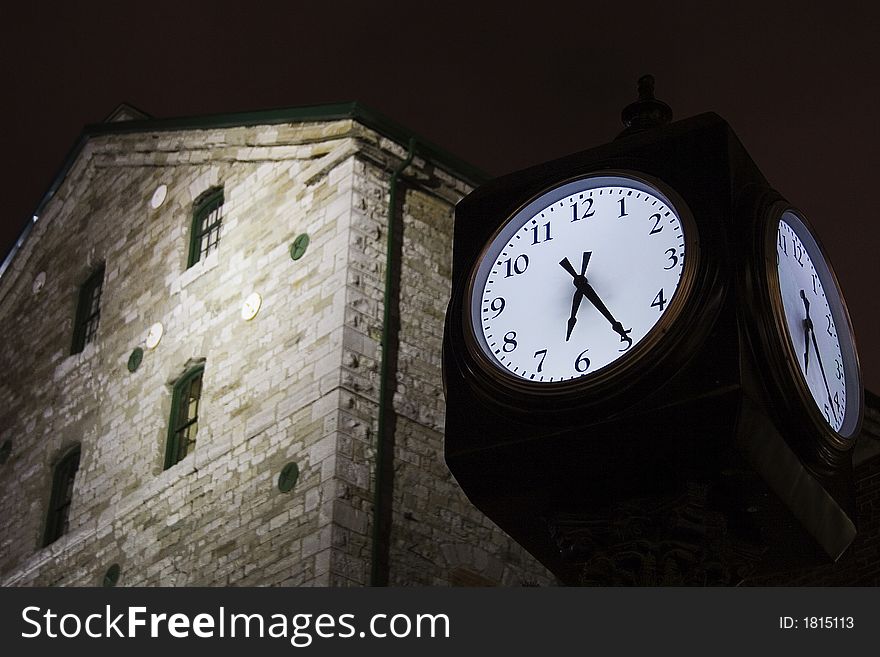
<box><xmin>241</xmin><ymin>292</ymin><xmax>262</xmax><ymax>321</ymax></box>
<box><xmin>145</xmin><ymin>322</ymin><xmax>164</xmax><ymax>349</ymax></box>
<box><xmin>468</xmin><ymin>173</ymin><xmax>694</xmax><ymax>384</ymax></box>
<box><xmin>774</xmin><ymin>211</ymin><xmax>859</xmax><ymax>436</ymax></box>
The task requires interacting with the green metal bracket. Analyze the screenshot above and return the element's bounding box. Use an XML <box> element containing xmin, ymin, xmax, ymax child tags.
<box><xmin>290</xmin><ymin>234</ymin><xmax>310</xmax><ymax>261</ymax></box>
<box><xmin>127</xmin><ymin>347</ymin><xmax>144</xmax><ymax>372</ymax></box>
<box><xmin>278</xmin><ymin>462</ymin><xmax>299</xmax><ymax>492</ymax></box>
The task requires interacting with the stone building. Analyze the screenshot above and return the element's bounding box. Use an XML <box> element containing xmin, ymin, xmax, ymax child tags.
<box><xmin>0</xmin><ymin>103</ymin><xmax>553</xmax><ymax>586</ymax></box>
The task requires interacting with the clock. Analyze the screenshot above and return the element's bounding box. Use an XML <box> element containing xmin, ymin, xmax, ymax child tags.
<box><xmin>464</xmin><ymin>171</ymin><xmax>699</xmax><ymax>396</ymax></box>
<box><xmin>145</xmin><ymin>322</ymin><xmax>164</xmax><ymax>349</ymax></box>
<box><xmin>445</xmin><ymin>109</ymin><xmax>861</xmax><ymax>580</ymax></box>
<box><xmin>150</xmin><ymin>184</ymin><xmax>168</xmax><ymax>209</ymax></box>
<box><xmin>760</xmin><ymin>202</ymin><xmax>862</xmax><ymax>446</ymax></box>
<box><xmin>241</xmin><ymin>292</ymin><xmax>262</xmax><ymax>321</ymax></box>
<box><xmin>32</xmin><ymin>271</ymin><xmax>46</xmax><ymax>295</ymax></box>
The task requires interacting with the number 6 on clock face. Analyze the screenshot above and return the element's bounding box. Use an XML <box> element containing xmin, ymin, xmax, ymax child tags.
<box><xmin>465</xmin><ymin>172</ymin><xmax>698</xmax><ymax>386</ymax></box>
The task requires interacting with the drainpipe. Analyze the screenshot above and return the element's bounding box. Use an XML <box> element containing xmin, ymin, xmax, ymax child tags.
<box><xmin>370</xmin><ymin>137</ymin><xmax>416</xmax><ymax>586</ymax></box>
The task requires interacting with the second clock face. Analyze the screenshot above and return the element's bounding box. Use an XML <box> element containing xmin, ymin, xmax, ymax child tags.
<box><xmin>467</xmin><ymin>173</ymin><xmax>695</xmax><ymax>385</ymax></box>
<box><xmin>774</xmin><ymin>210</ymin><xmax>859</xmax><ymax>437</ymax></box>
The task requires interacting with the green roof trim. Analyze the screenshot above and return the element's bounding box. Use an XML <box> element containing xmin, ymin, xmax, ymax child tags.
<box><xmin>1</xmin><ymin>101</ymin><xmax>488</xmax><ymax>279</ymax></box>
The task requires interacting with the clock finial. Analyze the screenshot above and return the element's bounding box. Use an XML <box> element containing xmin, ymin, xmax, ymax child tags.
<box><xmin>618</xmin><ymin>74</ymin><xmax>673</xmax><ymax>138</ymax></box>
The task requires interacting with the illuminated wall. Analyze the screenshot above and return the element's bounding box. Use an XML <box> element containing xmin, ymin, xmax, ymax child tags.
<box><xmin>0</xmin><ymin>111</ymin><xmax>552</xmax><ymax>586</ymax></box>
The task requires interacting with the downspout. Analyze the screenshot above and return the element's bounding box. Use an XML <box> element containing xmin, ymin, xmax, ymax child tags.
<box><xmin>370</xmin><ymin>137</ymin><xmax>416</xmax><ymax>586</ymax></box>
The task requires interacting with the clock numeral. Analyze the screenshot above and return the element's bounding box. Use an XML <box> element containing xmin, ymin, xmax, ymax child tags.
<box><xmin>649</xmin><ymin>213</ymin><xmax>663</xmax><ymax>235</ymax></box>
<box><xmin>533</xmin><ymin>349</ymin><xmax>548</xmax><ymax>372</ymax></box>
<box><xmin>489</xmin><ymin>297</ymin><xmax>505</xmax><ymax>318</ymax></box>
<box><xmin>503</xmin><ymin>254</ymin><xmax>529</xmax><ymax>278</ymax></box>
<box><xmin>618</xmin><ymin>198</ymin><xmax>628</xmax><ymax>218</ymax></box>
<box><xmin>664</xmin><ymin>248</ymin><xmax>678</xmax><ymax>270</ymax></box>
<box><xmin>793</xmin><ymin>242</ymin><xmax>804</xmax><ymax>267</ymax></box>
<box><xmin>574</xmin><ymin>348</ymin><xmax>591</xmax><ymax>373</ymax></box>
<box><xmin>571</xmin><ymin>198</ymin><xmax>595</xmax><ymax>222</ymax></box>
<box><xmin>825</xmin><ymin>313</ymin><xmax>834</xmax><ymax>337</ymax></box>
<box><xmin>833</xmin><ymin>391</ymin><xmax>843</xmax><ymax>416</ymax></box>
<box><xmin>651</xmin><ymin>288</ymin><xmax>667</xmax><ymax>312</ymax></box>
<box><xmin>531</xmin><ymin>221</ymin><xmax>553</xmax><ymax>245</ymax></box>
<box><xmin>502</xmin><ymin>331</ymin><xmax>518</xmax><ymax>352</ymax></box>
<box><xmin>823</xmin><ymin>403</ymin><xmax>831</xmax><ymax>424</ymax></box>
<box><xmin>812</xmin><ymin>273</ymin><xmax>818</xmax><ymax>295</ymax></box>
<box><xmin>835</xmin><ymin>358</ymin><xmax>843</xmax><ymax>381</ymax></box>
<box><xmin>778</xmin><ymin>233</ymin><xmax>788</xmax><ymax>255</ymax></box>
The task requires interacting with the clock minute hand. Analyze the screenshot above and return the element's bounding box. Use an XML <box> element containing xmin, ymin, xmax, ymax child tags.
<box><xmin>809</xmin><ymin>324</ymin><xmax>839</xmax><ymax>425</ymax></box>
<box><xmin>581</xmin><ymin>281</ymin><xmax>632</xmax><ymax>347</ymax></box>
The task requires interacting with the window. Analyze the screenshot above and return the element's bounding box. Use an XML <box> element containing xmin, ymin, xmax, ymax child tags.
<box><xmin>71</xmin><ymin>265</ymin><xmax>105</xmax><ymax>354</ymax></box>
<box><xmin>44</xmin><ymin>446</ymin><xmax>81</xmax><ymax>546</ymax></box>
<box><xmin>188</xmin><ymin>188</ymin><xmax>224</xmax><ymax>267</ymax></box>
<box><xmin>165</xmin><ymin>365</ymin><xmax>204</xmax><ymax>469</ymax></box>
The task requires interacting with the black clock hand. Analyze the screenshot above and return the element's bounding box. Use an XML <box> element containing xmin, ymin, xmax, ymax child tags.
<box><xmin>559</xmin><ymin>256</ymin><xmax>632</xmax><ymax>350</ymax></box>
<box><xmin>564</xmin><ymin>252</ymin><xmax>591</xmax><ymax>341</ymax></box>
<box><xmin>566</xmin><ymin>291</ymin><xmax>583</xmax><ymax>341</ymax></box>
<box><xmin>809</xmin><ymin>324</ymin><xmax>839</xmax><ymax>425</ymax></box>
<box><xmin>800</xmin><ymin>290</ymin><xmax>811</xmax><ymax>376</ymax></box>
<box><xmin>801</xmin><ymin>289</ymin><xmax>838</xmax><ymax>424</ymax></box>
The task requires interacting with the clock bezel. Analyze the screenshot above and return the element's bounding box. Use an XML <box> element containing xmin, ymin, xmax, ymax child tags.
<box><xmin>460</xmin><ymin>170</ymin><xmax>702</xmax><ymax>405</ymax></box>
<box><xmin>756</xmin><ymin>198</ymin><xmax>863</xmax><ymax>449</ymax></box>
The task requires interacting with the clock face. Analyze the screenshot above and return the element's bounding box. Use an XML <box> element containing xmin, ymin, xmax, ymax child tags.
<box><xmin>773</xmin><ymin>210</ymin><xmax>860</xmax><ymax>438</ymax></box>
<box><xmin>467</xmin><ymin>173</ymin><xmax>696</xmax><ymax>386</ymax></box>
<box><xmin>145</xmin><ymin>322</ymin><xmax>164</xmax><ymax>349</ymax></box>
<box><xmin>241</xmin><ymin>292</ymin><xmax>262</xmax><ymax>321</ymax></box>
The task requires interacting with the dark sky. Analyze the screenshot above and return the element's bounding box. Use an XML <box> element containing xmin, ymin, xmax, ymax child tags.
<box><xmin>1</xmin><ymin>1</ymin><xmax>878</xmax><ymax>392</ymax></box>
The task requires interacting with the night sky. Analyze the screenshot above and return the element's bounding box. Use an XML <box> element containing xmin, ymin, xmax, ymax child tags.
<box><xmin>2</xmin><ymin>1</ymin><xmax>878</xmax><ymax>392</ymax></box>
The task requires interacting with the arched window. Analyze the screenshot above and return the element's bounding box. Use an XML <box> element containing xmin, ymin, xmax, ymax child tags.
<box><xmin>187</xmin><ymin>187</ymin><xmax>224</xmax><ymax>267</ymax></box>
<box><xmin>44</xmin><ymin>446</ymin><xmax>81</xmax><ymax>546</ymax></box>
<box><xmin>71</xmin><ymin>265</ymin><xmax>105</xmax><ymax>354</ymax></box>
<box><xmin>165</xmin><ymin>365</ymin><xmax>204</xmax><ymax>469</ymax></box>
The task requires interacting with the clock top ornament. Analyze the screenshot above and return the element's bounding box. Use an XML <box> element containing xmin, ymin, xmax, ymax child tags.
<box><xmin>619</xmin><ymin>74</ymin><xmax>673</xmax><ymax>137</ymax></box>
<box><xmin>443</xmin><ymin>76</ymin><xmax>863</xmax><ymax>583</ymax></box>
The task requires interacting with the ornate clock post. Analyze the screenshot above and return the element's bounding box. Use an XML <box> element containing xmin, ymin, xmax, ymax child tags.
<box><xmin>443</xmin><ymin>77</ymin><xmax>863</xmax><ymax>585</ymax></box>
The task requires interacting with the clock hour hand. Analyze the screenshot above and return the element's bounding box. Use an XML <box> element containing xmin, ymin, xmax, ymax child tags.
<box><xmin>564</xmin><ymin>252</ymin><xmax>591</xmax><ymax>341</ymax></box>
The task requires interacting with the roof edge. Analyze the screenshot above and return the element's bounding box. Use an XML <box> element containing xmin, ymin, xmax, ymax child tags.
<box><xmin>0</xmin><ymin>101</ymin><xmax>489</xmax><ymax>280</ymax></box>
<box><xmin>81</xmin><ymin>101</ymin><xmax>488</xmax><ymax>185</ymax></box>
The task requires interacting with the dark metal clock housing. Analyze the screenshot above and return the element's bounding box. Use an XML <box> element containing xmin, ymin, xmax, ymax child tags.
<box><xmin>444</xmin><ymin>112</ymin><xmax>861</xmax><ymax>582</ymax></box>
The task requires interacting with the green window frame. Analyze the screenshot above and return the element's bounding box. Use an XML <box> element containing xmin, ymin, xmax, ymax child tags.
<box><xmin>165</xmin><ymin>365</ymin><xmax>204</xmax><ymax>469</ymax></box>
<box><xmin>71</xmin><ymin>265</ymin><xmax>105</xmax><ymax>354</ymax></box>
<box><xmin>44</xmin><ymin>446</ymin><xmax>81</xmax><ymax>546</ymax></box>
<box><xmin>187</xmin><ymin>188</ymin><xmax>224</xmax><ymax>268</ymax></box>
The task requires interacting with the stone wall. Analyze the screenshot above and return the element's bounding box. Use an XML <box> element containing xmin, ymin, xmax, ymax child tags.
<box><xmin>0</xmin><ymin>117</ymin><xmax>552</xmax><ymax>587</ymax></box>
